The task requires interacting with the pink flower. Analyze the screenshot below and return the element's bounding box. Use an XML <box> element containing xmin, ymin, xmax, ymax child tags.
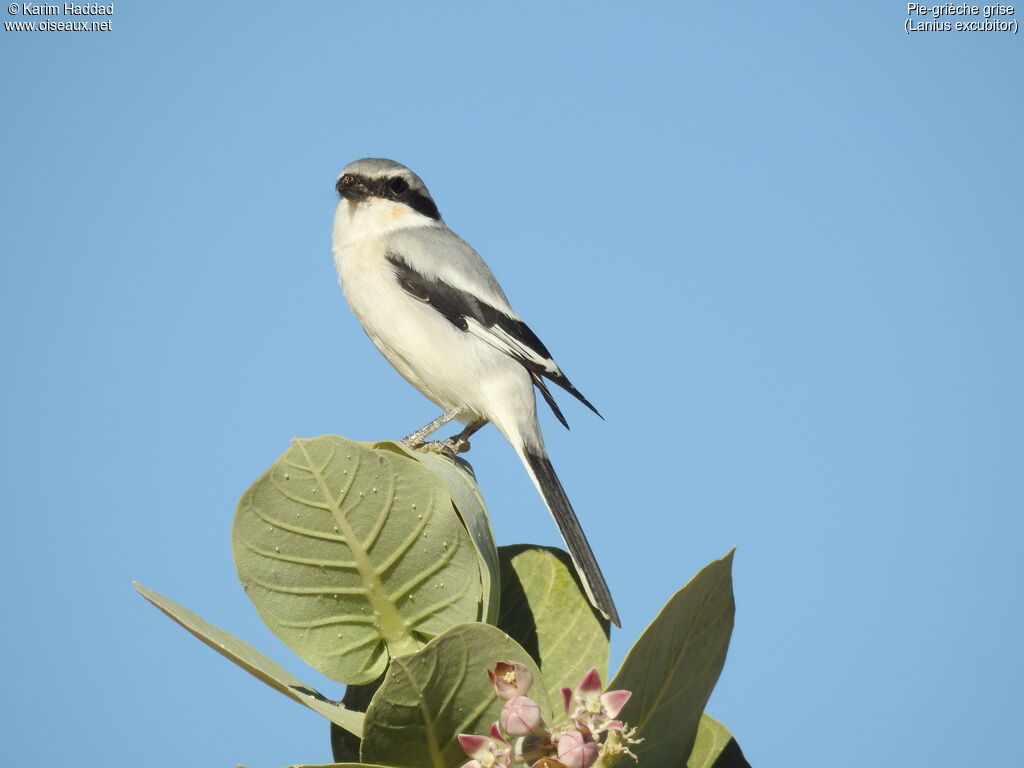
<box><xmin>487</xmin><ymin>661</ymin><xmax>534</xmax><ymax>700</ymax></box>
<box><xmin>458</xmin><ymin>722</ymin><xmax>512</xmax><ymax>768</ymax></box>
<box><xmin>560</xmin><ymin>667</ymin><xmax>632</xmax><ymax>732</ymax></box>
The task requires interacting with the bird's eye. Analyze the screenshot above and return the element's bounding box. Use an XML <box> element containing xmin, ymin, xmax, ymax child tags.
<box><xmin>388</xmin><ymin>177</ymin><xmax>409</xmax><ymax>195</ymax></box>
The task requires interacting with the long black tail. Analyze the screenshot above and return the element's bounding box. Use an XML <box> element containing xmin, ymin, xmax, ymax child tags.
<box><xmin>518</xmin><ymin>446</ymin><xmax>620</xmax><ymax>626</ymax></box>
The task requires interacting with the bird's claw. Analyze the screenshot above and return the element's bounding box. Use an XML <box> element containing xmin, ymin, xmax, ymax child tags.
<box><xmin>445</xmin><ymin>435</ymin><xmax>472</xmax><ymax>454</ymax></box>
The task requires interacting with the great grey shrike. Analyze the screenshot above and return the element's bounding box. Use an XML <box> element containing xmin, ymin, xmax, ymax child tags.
<box><xmin>331</xmin><ymin>158</ymin><xmax>618</xmax><ymax>626</ymax></box>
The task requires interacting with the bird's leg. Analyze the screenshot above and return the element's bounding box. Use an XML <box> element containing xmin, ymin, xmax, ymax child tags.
<box><xmin>442</xmin><ymin>418</ymin><xmax>488</xmax><ymax>455</ymax></box>
<box><xmin>401</xmin><ymin>406</ymin><xmax>467</xmax><ymax>448</ymax></box>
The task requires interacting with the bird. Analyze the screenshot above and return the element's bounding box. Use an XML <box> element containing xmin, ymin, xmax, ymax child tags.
<box><xmin>331</xmin><ymin>158</ymin><xmax>619</xmax><ymax>626</ymax></box>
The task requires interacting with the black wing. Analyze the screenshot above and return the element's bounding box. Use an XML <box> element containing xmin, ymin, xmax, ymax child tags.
<box><xmin>386</xmin><ymin>252</ymin><xmax>601</xmax><ymax>425</ymax></box>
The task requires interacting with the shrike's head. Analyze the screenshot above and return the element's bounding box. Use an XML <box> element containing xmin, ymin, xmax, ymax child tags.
<box><xmin>335</xmin><ymin>158</ymin><xmax>441</xmax><ymax>224</ymax></box>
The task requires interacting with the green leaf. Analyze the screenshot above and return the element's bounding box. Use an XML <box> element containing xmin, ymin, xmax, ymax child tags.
<box><xmin>377</xmin><ymin>442</ymin><xmax>500</xmax><ymax>625</ymax></box>
<box><xmin>610</xmin><ymin>550</ymin><xmax>736</xmax><ymax>766</ymax></box>
<box><xmin>687</xmin><ymin>714</ymin><xmax>751</xmax><ymax>768</ymax></box>
<box><xmin>361</xmin><ymin>622</ymin><xmax>550</xmax><ymax>768</ymax></box>
<box><xmin>497</xmin><ymin>545</ymin><xmax>610</xmax><ymax>706</ymax></box>
<box><xmin>266</xmin><ymin>764</ymin><xmax>398</xmax><ymax>768</ymax></box>
<box><xmin>133</xmin><ymin>582</ymin><xmax>363</xmax><ymax>736</ymax></box>
<box><xmin>233</xmin><ymin>436</ymin><xmax>482</xmax><ymax>684</ymax></box>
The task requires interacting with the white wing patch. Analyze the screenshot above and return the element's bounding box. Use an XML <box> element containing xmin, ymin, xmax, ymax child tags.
<box><xmin>464</xmin><ymin>316</ymin><xmax>560</xmax><ymax>375</ymax></box>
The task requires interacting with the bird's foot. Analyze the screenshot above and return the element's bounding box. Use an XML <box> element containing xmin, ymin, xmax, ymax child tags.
<box><xmin>404</xmin><ymin>437</ymin><xmax>469</xmax><ymax>458</ymax></box>
<box><xmin>401</xmin><ymin>407</ymin><xmax>467</xmax><ymax>447</ymax></box>
<box><xmin>443</xmin><ymin>434</ymin><xmax>472</xmax><ymax>454</ymax></box>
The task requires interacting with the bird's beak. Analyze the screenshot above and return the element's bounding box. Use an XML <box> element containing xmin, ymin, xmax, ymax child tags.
<box><xmin>336</xmin><ymin>176</ymin><xmax>370</xmax><ymax>202</ymax></box>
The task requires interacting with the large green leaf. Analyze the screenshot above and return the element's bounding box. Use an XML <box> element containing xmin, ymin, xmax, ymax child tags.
<box><xmin>361</xmin><ymin>622</ymin><xmax>550</xmax><ymax>768</ymax></box>
<box><xmin>377</xmin><ymin>442</ymin><xmax>500</xmax><ymax>624</ymax></box>
<box><xmin>133</xmin><ymin>582</ymin><xmax>362</xmax><ymax>736</ymax></box>
<box><xmin>497</xmin><ymin>545</ymin><xmax>610</xmax><ymax>706</ymax></box>
<box><xmin>233</xmin><ymin>436</ymin><xmax>482</xmax><ymax>684</ymax></box>
<box><xmin>687</xmin><ymin>714</ymin><xmax>751</xmax><ymax>768</ymax></box>
<box><xmin>610</xmin><ymin>550</ymin><xmax>735</xmax><ymax>766</ymax></box>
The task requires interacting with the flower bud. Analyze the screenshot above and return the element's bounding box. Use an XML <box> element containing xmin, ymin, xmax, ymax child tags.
<box><xmin>500</xmin><ymin>695</ymin><xmax>542</xmax><ymax>736</ymax></box>
<box><xmin>557</xmin><ymin>728</ymin><xmax>598</xmax><ymax>768</ymax></box>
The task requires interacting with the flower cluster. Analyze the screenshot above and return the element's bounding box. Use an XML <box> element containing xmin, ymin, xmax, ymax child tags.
<box><xmin>459</xmin><ymin>662</ymin><xmax>642</xmax><ymax>768</ymax></box>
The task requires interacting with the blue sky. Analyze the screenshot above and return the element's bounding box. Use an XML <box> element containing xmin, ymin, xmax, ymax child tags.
<box><xmin>1</xmin><ymin>3</ymin><xmax>1020</xmax><ymax>766</ymax></box>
